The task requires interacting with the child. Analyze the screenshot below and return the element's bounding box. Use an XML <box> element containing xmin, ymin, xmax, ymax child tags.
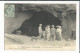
<box><xmin>43</xmin><ymin>31</ymin><xmax>46</xmax><ymax>40</ymax></box>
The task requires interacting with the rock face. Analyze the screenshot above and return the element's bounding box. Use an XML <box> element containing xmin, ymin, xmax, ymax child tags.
<box><xmin>5</xmin><ymin>4</ymin><xmax>76</xmax><ymax>40</ymax></box>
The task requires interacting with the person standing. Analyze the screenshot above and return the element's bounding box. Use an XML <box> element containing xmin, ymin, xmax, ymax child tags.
<box><xmin>38</xmin><ymin>24</ymin><xmax>43</xmax><ymax>39</ymax></box>
<box><xmin>43</xmin><ymin>31</ymin><xmax>46</xmax><ymax>40</ymax></box>
<box><xmin>50</xmin><ymin>25</ymin><xmax>56</xmax><ymax>41</ymax></box>
<box><xmin>47</xmin><ymin>25</ymin><xmax>50</xmax><ymax>41</ymax></box>
<box><xmin>45</xmin><ymin>26</ymin><xmax>48</xmax><ymax>40</ymax></box>
<box><xmin>56</xmin><ymin>26</ymin><xmax>62</xmax><ymax>40</ymax></box>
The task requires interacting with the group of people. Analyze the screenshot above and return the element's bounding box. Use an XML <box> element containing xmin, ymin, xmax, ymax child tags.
<box><xmin>38</xmin><ymin>24</ymin><xmax>62</xmax><ymax>41</ymax></box>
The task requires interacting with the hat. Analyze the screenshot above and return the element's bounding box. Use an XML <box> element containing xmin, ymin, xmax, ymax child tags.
<box><xmin>39</xmin><ymin>24</ymin><xmax>42</xmax><ymax>25</ymax></box>
<box><xmin>59</xmin><ymin>26</ymin><xmax>61</xmax><ymax>28</ymax></box>
<box><xmin>52</xmin><ymin>25</ymin><xmax>54</xmax><ymax>27</ymax></box>
<box><xmin>57</xmin><ymin>26</ymin><xmax>61</xmax><ymax>28</ymax></box>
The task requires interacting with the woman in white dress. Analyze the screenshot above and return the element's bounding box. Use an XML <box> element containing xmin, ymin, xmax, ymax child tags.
<box><xmin>56</xmin><ymin>26</ymin><xmax>62</xmax><ymax>40</ymax></box>
<box><xmin>38</xmin><ymin>24</ymin><xmax>43</xmax><ymax>39</ymax></box>
<box><xmin>47</xmin><ymin>25</ymin><xmax>50</xmax><ymax>41</ymax></box>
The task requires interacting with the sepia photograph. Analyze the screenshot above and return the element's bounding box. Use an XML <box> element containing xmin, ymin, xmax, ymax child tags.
<box><xmin>4</xmin><ymin>2</ymin><xmax>78</xmax><ymax>50</ymax></box>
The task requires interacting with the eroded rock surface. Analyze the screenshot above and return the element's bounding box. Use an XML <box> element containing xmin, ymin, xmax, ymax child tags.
<box><xmin>5</xmin><ymin>4</ymin><xmax>76</xmax><ymax>40</ymax></box>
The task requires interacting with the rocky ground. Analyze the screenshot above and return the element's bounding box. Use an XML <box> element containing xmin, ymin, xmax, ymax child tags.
<box><xmin>5</xmin><ymin>33</ymin><xmax>76</xmax><ymax>50</ymax></box>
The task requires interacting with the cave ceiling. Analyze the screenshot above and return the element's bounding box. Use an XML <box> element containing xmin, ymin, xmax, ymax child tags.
<box><xmin>15</xmin><ymin>4</ymin><xmax>76</xmax><ymax>18</ymax></box>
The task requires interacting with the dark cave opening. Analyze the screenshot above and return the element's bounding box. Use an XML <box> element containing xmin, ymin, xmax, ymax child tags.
<box><xmin>14</xmin><ymin>11</ymin><xmax>61</xmax><ymax>36</ymax></box>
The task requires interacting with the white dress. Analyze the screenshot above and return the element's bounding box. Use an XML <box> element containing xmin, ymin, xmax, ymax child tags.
<box><xmin>43</xmin><ymin>31</ymin><xmax>46</xmax><ymax>38</ymax></box>
<box><xmin>39</xmin><ymin>26</ymin><xmax>42</xmax><ymax>34</ymax></box>
<box><xmin>56</xmin><ymin>28</ymin><xmax>62</xmax><ymax>39</ymax></box>
<box><xmin>47</xmin><ymin>27</ymin><xmax>50</xmax><ymax>38</ymax></box>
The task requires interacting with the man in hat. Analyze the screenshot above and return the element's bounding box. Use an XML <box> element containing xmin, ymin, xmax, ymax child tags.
<box><xmin>50</xmin><ymin>25</ymin><xmax>56</xmax><ymax>41</ymax></box>
<box><xmin>38</xmin><ymin>24</ymin><xmax>43</xmax><ymax>39</ymax></box>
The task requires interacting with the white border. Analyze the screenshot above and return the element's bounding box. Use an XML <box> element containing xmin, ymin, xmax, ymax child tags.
<box><xmin>0</xmin><ymin>1</ymin><xmax>79</xmax><ymax>53</ymax></box>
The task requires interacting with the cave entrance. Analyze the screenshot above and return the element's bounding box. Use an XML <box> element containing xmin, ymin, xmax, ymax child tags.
<box><xmin>18</xmin><ymin>11</ymin><xmax>61</xmax><ymax>36</ymax></box>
